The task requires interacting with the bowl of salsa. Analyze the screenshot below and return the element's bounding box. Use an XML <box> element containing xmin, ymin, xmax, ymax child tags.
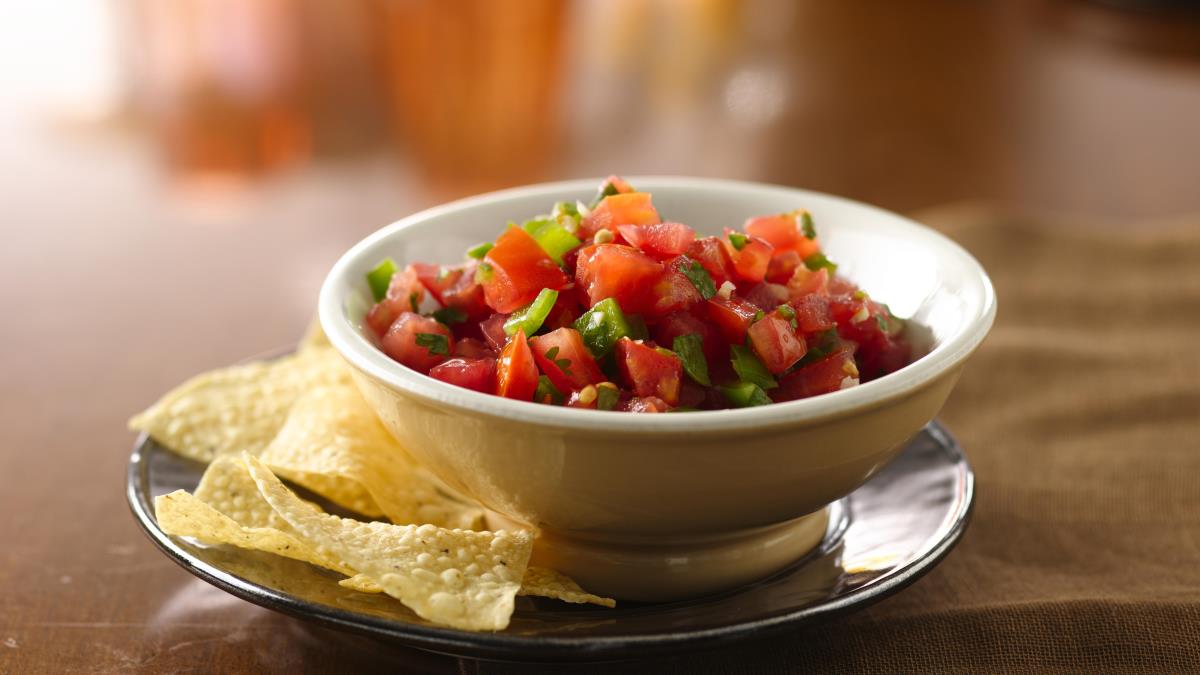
<box><xmin>319</xmin><ymin>176</ymin><xmax>995</xmax><ymax>601</ymax></box>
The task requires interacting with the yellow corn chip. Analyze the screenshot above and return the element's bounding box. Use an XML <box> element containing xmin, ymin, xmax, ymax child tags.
<box><xmin>194</xmin><ymin>455</ymin><xmax>294</xmax><ymax>530</ymax></box>
<box><xmin>298</xmin><ymin>318</ymin><xmax>330</xmax><ymax>352</ymax></box>
<box><xmin>259</xmin><ymin>384</ymin><xmax>483</xmax><ymax>529</ymax></box>
<box><xmin>518</xmin><ymin>567</ymin><xmax>616</xmax><ymax>608</ymax></box>
<box><xmin>129</xmin><ymin>348</ymin><xmax>351</xmax><ymax>463</ymax></box>
<box><xmin>246</xmin><ymin>455</ymin><xmax>533</xmax><ymax>632</ymax></box>
<box><xmin>155</xmin><ymin>490</ymin><xmax>354</xmax><ymax>576</ymax></box>
<box><xmin>342</xmin><ymin>567</ymin><xmax>615</xmax><ymax>608</ymax></box>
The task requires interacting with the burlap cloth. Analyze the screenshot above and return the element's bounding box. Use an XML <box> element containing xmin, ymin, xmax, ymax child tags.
<box><xmin>467</xmin><ymin>207</ymin><xmax>1200</xmax><ymax>674</ymax></box>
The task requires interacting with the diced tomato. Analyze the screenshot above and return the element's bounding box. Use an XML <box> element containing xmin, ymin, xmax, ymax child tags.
<box><xmin>648</xmin><ymin>269</ymin><xmax>701</xmax><ymax>318</ymax></box>
<box><xmin>413</xmin><ymin>260</ymin><xmax>490</xmax><ymax>322</ymax></box>
<box><xmin>859</xmin><ymin>336</ymin><xmax>911</xmax><ymax>382</ymax></box>
<box><xmin>496</xmin><ymin>330</ymin><xmax>538</xmax><ymax>401</ymax></box>
<box><xmin>722</xmin><ymin>230</ymin><xmax>774</xmax><ymax>283</ymax></box>
<box><xmin>580</xmin><ymin>192</ymin><xmax>661</xmax><ymax>239</ymax></box>
<box><xmin>653</xmin><ymin>310</ymin><xmax>724</xmax><ymax>364</ymax></box>
<box><xmin>429</xmin><ymin>357</ymin><xmax>497</xmax><ymax>394</ymax></box>
<box><xmin>828</xmin><ymin>295</ymin><xmax>909</xmax><ymax>381</ymax></box>
<box><xmin>791</xmin><ymin>294</ymin><xmax>836</xmax><ymax>333</ymax></box>
<box><xmin>747</xmin><ymin>313</ymin><xmax>808</xmax><ymax>374</ymax></box>
<box><xmin>686</xmin><ymin>237</ymin><xmax>735</xmax><ymax>287</ymax></box>
<box><xmin>380</xmin><ymin>312</ymin><xmax>453</xmax><ymax>374</ymax></box>
<box><xmin>786</xmin><ymin>266</ymin><xmax>829</xmax><ymax>301</ymax></box>
<box><xmin>530</xmin><ymin>328</ymin><xmax>605</xmax><ymax>391</ymax></box>
<box><xmin>744</xmin><ymin>212</ymin><xmax>820</xmax><ymax>258</ymax></box>
<box><xmin>482</xmin><ymin>227</ymin><xmax>569</xmax><ymax>313</ymax></box>
<box><xmin>543</xmin><ymin>284</ymin><xmax>583</xmax><ymax>331</ymax></box>
<box><xmin>744</xmin><ymin>282</ymin><xmax>789</xmax><ymax>312</ymax></box>
<box><xmin>575</xmin><ymin>244</ymin><xmax>664</xmax><ymax>315</ymax></box>
<box><xmin>766</xmin><ymin>250</ymin><xmax>802</xmax><ymax>284</ymax></box>
<box><xmin>617</xmin><ymin>222</ymin><xmax>695</xmax><ymax>260</ymax></box>
<box><xmin>479</xmin><ymin>313</ymin><xmax>508</xmax><ymax>351</ymax></box>
<box><xmin>704</xmin><ymin>296</ymin><xmax>760</xmax><ymax>344</ymax></box>
<box><xmin>619</xmin><ymin>396</ymin><xmax>671</xmax><ymax>413</ymax></box>
<box><xmin>365</xmin><ymin>265</ymin><xmax>426</xmax><ymax>337</ymax></box>
<box><xmin>677</xmin><ymin>380</ymin><xmax>707</xmax><ymax>409</ymax></box>
<box><xmin>773</xmin><ymin>350</ymin><xmax>858</xmax><ymax>402</ymax></box>
<box><xmin>453</xmin><ymin>337</ymin><xmax>495</xmax><ymax>359</ymax></box>
<box><xmin>826</xmin><ymin>276</ymin><xmax>856</xmax><ymax>295</ymax></box>
<box><xmin>603</xmin><ymin>175</ymin><xmax>634</xmax><ymax>194</ymax></box>
<box><xmin>615</xmin><ymin>337</ymin><xmax>682</xmax><ymax>405</ymax></box>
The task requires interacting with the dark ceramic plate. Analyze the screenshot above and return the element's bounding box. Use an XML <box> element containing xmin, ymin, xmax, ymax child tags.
<box><xmin>127</xmin><ymin>421</ymin><xmax>973</xmax><ymax>662</ymax></box>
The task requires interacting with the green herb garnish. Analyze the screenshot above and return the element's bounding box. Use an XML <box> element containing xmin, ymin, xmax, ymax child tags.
<box><xmin>503</xmin><ymin>288</ymin><xmax>558</xmax><ymax>337</ymax></box>
<box><xmin>672</xmin><ymin>333</ymin><xmax>711</xmax><ymax>386</ymax></box>
<box><xmin>794</xmin><ymin>328</ymin><xmax>841</xmax><ymax>368</ymax></box>
<box><xmin>803</xmin><ymin>252</ymin><xmax>838</xmax><ymax>275</ymax></box>
<box><xmin>414</xmin><ymin>333</ymin><xmax>449</xmax><ymax>357</ymax></box>
<box><xmin>720</xmin><ymin>381</ymin><xmax>773</xmax><ymax>407</ymax></box>
<box><xmin>432</xmin><ymin>306</ymin><xmax>467</xmax><ymax>325</ymax></box>
<box><xmin>800</xmin><ymin>212</ymin><xmax>817</xmax><ymax>240</ymax></box>
<box><xmin>730</xmin><ymin>343</ymin><xmax>777</xmax><ymax>390</ymax></box>
<box><xmin>366</xmin><ymin>258</ymin><xmax>397</xmax><ymax>302</ymax></box>
<box><xmin>679</xmin><ymin>260</ymin><xmax>717</xmax><ymax>300</ymax></box>
<box><xmin>534</xmin><ymin>375</ymin><xmax>564</xmax><ymax>405</ymax></box>
<box><xmin>466</xmin><ymin>242</ymin><xmax>494</xmax><ymax>260</ymax></box>
<box><xmin>589</xmin><ymin>180</ymin><xmax>623</xmax><ymax>209</ymax></box>
<box><xmin>543</xmin><ymin>346</ymin><xmax>574</xmax><ymax>377</ymax></box>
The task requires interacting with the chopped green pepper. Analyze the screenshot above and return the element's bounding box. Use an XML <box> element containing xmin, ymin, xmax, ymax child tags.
<box><xmin>466</xmin><ymin>242</ymin><xmax>493</xmax><ymax>260</ymax></box>
<box><xmin>534</xmin><ymin>375</ymin><xmax>564</xmax><ymax>405</ymax></box>
<box><xmin>720</xmin><ymin>381</ymin><xmax>773</xmax><ymax>407</ymax></box>
<box><xmin>503</xmin><ymin>288</ymin><xmax>558</xmax><ymax>337</ymax></box>
<box><xmin>596</xmin><ymin>383</ymin><xmax>621</xmax><ymax>411</ymax></box>
<box><xmin>803</xmin><ymin>252</ymin><xmax>838</xmax><ymax>275</ymax></box>
<box><xmin>672</xmin><ymin>333</ymin><xmax>711</xmax><ymax>386</ymax></box>
<box><xmin>728</xmin><ymin>232</ymin><xmax>748</xmax><ymax>251</ymax></box>
<box><xmin>573</xmin><ymin>298</ymin><xmax>633</xmax><ymax>358</ymax></box>
<box><xmin>731</xmin><ymin>344</ymin><xmax>778</xmax><ymax>390</ymax></box>
<box><xmin>800</xmin><ymin>211</ymin><xmax>817</xmax><ymax>240</ymax></box>
<box><xmin>522</xmin><ymin>217</ymin><xmax>582</xmax><ymax>265</ymax></box>
<box><xmin>588</xmin><ymin>180</ymin><xmax>623</xmax><ymax>209</ymax></box>
<box><xmin>366</xmin><ymin>258</ymin><xmax>397</xmax><ymax>302</ymax></box>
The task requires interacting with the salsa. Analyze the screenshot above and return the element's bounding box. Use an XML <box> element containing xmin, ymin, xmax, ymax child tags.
<box><xmin>363</xmin><ymin>176</ymin><xmax>911</xmax><ymax>412</ymax></box>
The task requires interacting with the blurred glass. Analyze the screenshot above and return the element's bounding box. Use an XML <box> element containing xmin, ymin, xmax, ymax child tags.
<box><xmin>368</xmin><ymin>0</ymin><xmax>568</xmax><ymax>197</ymax></box>
<box><xmin>129</xmin><ymin>0</ymin><xmax>312</xmax><ymax>180</ymax></box>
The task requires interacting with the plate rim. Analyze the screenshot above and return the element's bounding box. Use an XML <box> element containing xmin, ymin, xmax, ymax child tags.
<box><xmin>126</xmin><ymin>421</ymin><xmax>974</xmax><ymax>662</ymax></box>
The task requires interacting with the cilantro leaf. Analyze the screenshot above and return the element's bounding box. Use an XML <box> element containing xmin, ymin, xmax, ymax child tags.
<box><xmin>414</xmin><ymin>333</ymin><xmax>450</xmax><ymax>357</ymax></box>
<box><xmin>679</xmin><ymin>260</ymin><xmax>717</xmax><ymax>300</ymax></box>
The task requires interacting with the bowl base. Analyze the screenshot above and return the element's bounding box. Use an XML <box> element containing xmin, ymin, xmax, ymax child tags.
<box><xmin>486</xmin><ymin>508</ymin><xmax>831</xmax><ymax>602</ymax></box>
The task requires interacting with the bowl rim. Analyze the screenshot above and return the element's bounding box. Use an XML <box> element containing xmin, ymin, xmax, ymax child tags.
<box><xmin>319</xmin><ymin>176</ymin><xmax>996</xmax><ymax>433</ymax></box>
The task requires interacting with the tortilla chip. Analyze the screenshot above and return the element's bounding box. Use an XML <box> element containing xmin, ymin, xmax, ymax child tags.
<box><xmin>155</xmin><ymin>490</ymin><xmax>354</xmax><ymax>575</ymax></box>
<box><xmin>298</xmin><ymin>318</ymin><xmax>330</xmax><ymax>352</ymax></box>
<box><xmin>339</xmin><ymin>573</ymin><xmax>383</xmax><ymax>593</ymax></box>
<box><xmin>246</xmin><ymin>455</ymin><xmax>532</xmax><ymax>631</ymax></box>
<box><xmin>194</xmin><ymin>455</ymin><xmax>294</xmax><ymax>530</ymax></box>
<box><xmin>518</xmin><ymin>567</ymin><xmax>616</xmax><ymax>608</ymax></box>
<box><xmin>258</xmin><ymin>384</ymin><xmax>482</xmax><ymax>528</ymax></box>
<box><xmin>129</xmin><ymin>348</ymin><xmax>351</xmax><ymax>463</ymax></box>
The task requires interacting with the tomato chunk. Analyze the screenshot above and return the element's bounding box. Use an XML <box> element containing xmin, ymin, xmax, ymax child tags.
<box><xmin>479</xmin><ymin>313</ymin><xmax>508</xmax><ymax>351</ymax></box>
<box><xmin>615</xmin><ymin>337</ymin><xmax>682</xmax><ymax>405</ymax></box>
<box><xmin>482</xmin><ymin>227</ymin><xmax>569</xmax><ymax>313</ymax></box>
<box><xmin>723</xmin><ymin>230</ymin><xmax>774</xmax><ymax>283</ymax></box>
<box><xmin>766</xmin><ymin>250</ymin><xmax>802</xmax><ymax>284</ymax></box>
<box><xmin>365</xmin><ymin>265</ymin><xmax>426</xmax><ymax>337</ymax></box>
<box><xmin>530</xmin><ymin>328</ymin><xmax>605</xmax><ymax>391</ymax></box>
<box><xmin>774</xmin><ymin>349</ymin><xmax>858</xmax><ymax>402</ymax></box>
<box><xmin>380</xmin><ymin>312</ymin><xmax>453</xmax><ymax>374</ymax></box>
<box><xmin>653</xmin><ymin>311</ymin><xmax>725</xmax><ymax>364</ymax></box>
<box><xmin>616</xmin><ymin>222</ymin><xmax>695</xmax><ymax>260</ymax></box>
<box><xmin>747</xmin><ymin>313</ymin><xmax>808</xmax><ymax>374</ymax></box>
<box><xmin>580</xmin><ymin>193</ymin><xmax>661</xmax><ymax>239</ymax></box>
<box><xmin>744</xmin><ymin>282</ymin><xmax>789</xmax><ymax>312</ymax></box>
<box><xmin>686</xmin><ymin>237</ymin><xmax>735</xmax><ymax>288</ymax></box>
<box><xmin>575</xmin><ymin>244</ymin><xmax>664</xmax><ymax>315</ymax></box>
<box><xmin>786</xmin><ymin>266</ymin><xmax>829</xmax><ymax>301</ymax></box>
<box><xmin>791</xmin><ymin>294</ymin><xmax>835</xmax><ymax>333</ymax></box>
<box><xmin>496</xmin><ymin>330</ymin><xmax>538</xmax><ymax>401</ymax></box>
<box><xmin>429</xmin><ymin>357</ymin><xmax>497</xmax><ymax>393</ymax></box>
<box><xmin>704</xmin><ymin>296</ymin><xmax>760</xmax><ymax>344</ymax></box>
<box><xmin>745</xmin><ymin>212</ymin><xmax>820</xmax><ymax>258</ymax></box>
<box><xmin>648</xmin><ymin>269</ymin><xmax>701</xmax><ymax>318</ymax></box>
<box><xmin>453</xmin><ymin>337</ymin><xmax>495</xmax><ymax>359</ymax></box>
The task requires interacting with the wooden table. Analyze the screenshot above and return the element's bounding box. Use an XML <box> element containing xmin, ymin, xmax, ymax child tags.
<box><xmin>4</xmin><ymin>1</ymin><xmax>1199</xmax><ymax>672</ymax></box>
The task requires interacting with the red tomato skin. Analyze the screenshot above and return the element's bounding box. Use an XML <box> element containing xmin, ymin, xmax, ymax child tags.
<box><xmin>744</xmin><ymin>282</ymin><xmax>790</xmax><ymax>312</ymax></box>
<box><xmin>791</xmin><ymin>294</ymin><xmax>836</xmax><ymax>333</ymax></box>
<box><xmin>603</xmin><ymin>175</ymin><xmax>634</xmax><ymax>194</ymax></box>
<box><xmin>429</xmin><ymin>357</ymin><xmax>497</xmax><ymax>393</ymax></box>
<box><xmin>365</xmin><ymin>265</ymin><xmax>426</xmax><ymax>337</ymax></box>
<box><xmin>747</xmin><ymin>313</ymin><xmax>808</xmax><ymax>374</ymax></box>
<box><xmin>542</xmin><ymin>284</ymin><xmax>583</xmax><ymax>331</ymax></box>
<box><xmin>574</xmin><ymin>244</ymin><xmax>664</xmax><ymax>315</ymax></box>
<box><xmin>786</xmin><ymin>266</ymin><xmax>829</xmax><ymax>301</ymax></box>
<box><xmin>648</xmin><ymin>269</ymin><xmax>702</xmax><ymax>318</ymax></box>
<box><xmin>413</xmin><ymin>260</ymin><xmax>490</xmax><ymax>321</ymax></box>
<box><xmin>722</xmin><ymin>230</ymin><xmax>774</xmax><ymax>283</ymax></box>
<box><xmin>615</xmin><ymin>337</ymin><xmax>682</xmax><ymax>405</ymax></box>
<box><xmin>479</xmin><ymin>313</ymin><xmax>508</xmax><ymax>351</ymax></box>
<box><xmin>653</xmin><ymin>310</ymin><xmax>725</xmax><ymax>364</ymax></box>
<box><xmin>482</xmin><ymin>227</ymin><xmax>569</xmax><ymax>313</ymax></box>
<box><xmin>744</xmin><ymin>213</ymin><xmax>820</xmax><ymax>258</ymax></box>
<box><xmin>453</xmin><ymin>337</ymin><xmax>496</xmax><ymax>359</ymax></box>
<box><xmin>616</xmin><ymin>222</ymin><xmax>696</xmax><ymax>260</ymax></box>
<box><xmin>686</xmin><ymin>237</ymin><xmax>735</xmax><ymax>287</ymax></box>
<box><xmin>529</xmin><ymin>328</ymin><xmax>605</xmax><ymax>391</ymax></box>
<box><xmin>580</xmin><ymin>193</ymin><xmax>661</xmax><ymax>239</ymax></box>
<box><xmin>496</xmin><ymin>330</ymin><xmax>538</xmax><ymax>401</ymax></box>
<box><xmin>704</xmin><ymin>296</ymin><xmax>760</xmax><ymax>344</ymax></box>
<box><xmin>380</xmin><ymin>312</ymin><xmax>454</xmax><ymax>375</ymax></box>
<box><xmin>773</xmin><ymin>350</ymin><xmax>858</xmax><ymax>402</ymax></box>
<box><xmin>766</xmin><ymin>250</ymin><xmax>802</xmax><ymax>284</ymax></box>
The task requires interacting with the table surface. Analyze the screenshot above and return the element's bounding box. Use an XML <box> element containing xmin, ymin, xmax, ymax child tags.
<box><xmin>3</xmin><ymin>1</ymin><xmax>1200</xmax><ymax>673</ymax></box>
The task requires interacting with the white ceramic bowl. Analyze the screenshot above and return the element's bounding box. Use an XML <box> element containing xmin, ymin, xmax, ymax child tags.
<box><xmin>320</xmin><ymin>177</ymin><xmax>996</xmax><ymax>601</ymax></box>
